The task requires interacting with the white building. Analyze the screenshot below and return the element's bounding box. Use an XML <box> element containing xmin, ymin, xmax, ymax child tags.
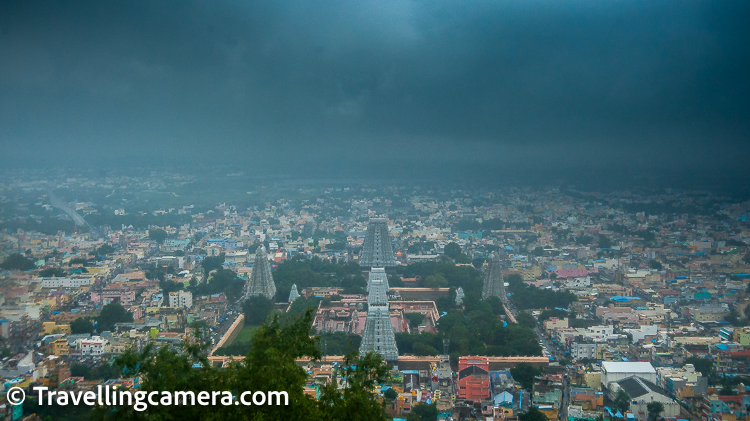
<box><xmin>624</xmin><ymin>325</ymin><xmax>659</xmax><ymax>343</ymax></box>
<box><xmin>78</xmin><ymin>336</ymin><xmax>108</xmax><ymax>356</ymax></box>
<box><xmin>601</xmin><ymin>361</ymin><xmax>657</xmax><ymax>390</ymax></box>
<box><xmin>168</xmin><ymin>290</ymin><xmax>193</xmax><ymax>308</ymax></box>
<box><xmin>564</xmin><ymin>276</ymin><xmax>592</xmax><ymax>289</ymax></box>
<box><xmin>39</xmin><ymin>277</ymin><xmax>93</xmax><ymax>289</ymax></box>
<box><xmin>609</xmin><ymin>376</ymin><xmax>680</xmax><ymax>417</ymax></box>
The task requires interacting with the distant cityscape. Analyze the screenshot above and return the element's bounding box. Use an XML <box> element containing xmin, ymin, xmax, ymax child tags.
<box><xmin>1</xmin><ymin>169</ymin><xmax>749</xmax><ymax>420</ymax></box>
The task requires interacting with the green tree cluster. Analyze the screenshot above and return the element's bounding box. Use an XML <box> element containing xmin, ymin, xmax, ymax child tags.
<box><xmin>96</xmin><ymin>302</ymin><xmax>134</xmax><ymax>331</ymax></box>
<box><xmin>0</xmin><ymin>253</ymin><xmax>35</xmax><ymax>271</ymax></box>
<box><xmin>613</xmin><ymin>390</ymin><xmax>630</xmax><ymax>414</ymax></box>
<box><xmin>70</xmin><ymin>317</ymin><xmax>94</xmax><ymax>334</ymax></box>
<box><xmin>506</xmin><ymin>274</ymin><xmax>577</xmax><ymax>310</ymax></box>
<box><xmin>70</xmin><ymin>362</ymin><xmax>120</xmax><ymax>380</ymax></box>
<box><xmin>443</xmin><ymin>242</ymin><xmax>471</xmax><ymax>264</ymax></box>
<box><xmin>406</xmin><ymin>403</ymin><xmax>439</xmax><ymax>421</ymax></box>
<box><xmin>397</xmin><ymin>261</ymin><xmax>483</xmax><ymax>298</ymax></box>
<box><xmin>271</xmin><ymin>256</ymin><xmax>365</xmax><ymax>301</ymax></box>
<box><xmin>397</xmin><ymin>295</ymin><xmax>541</xmax><ymax>357</ymax></box>
<box><xmin>646</xmin><ymin>402</ymin><xmax>664</xmax><ymax>421</ymax></box>
<box><xmin>511</xmin><ymin>362</ymin><xmax>544</xmax><ymax>391</ymax></box>
<box><xmin>518</xmin><ymin>405</ymin><xmax>548</xmax><ymax>421</ymax></box>
<box><xmin>89</xmin><ymin>310</ymin><xmax>392</xmax><ymax>421</ymax></box>
<box><xmin>148</xmin><ymin>228</ymin><xmax>168</xmax><ymax>244</ymax></box>
<box><xmin>319</xmin><ymin>331</ymin><xmax>362</xmax><ymax>356</ymax></box>
<box><xmin>191</xmin><ymin>268</ymin><xmax>245</xmax><ymax>302</ymax></box>
<box><xmin>243</xmin><ymin>295</ymin><xmax>275</xmax><ymax>325</ymax></box>
<box><xmin>39</xmin><ymin>267</ymin><xmax>67</xmax><ymax>277</ymax></box>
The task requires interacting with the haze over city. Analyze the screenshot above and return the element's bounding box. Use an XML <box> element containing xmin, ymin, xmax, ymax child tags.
<box><xmin>2</xmin><ymin>2</ymin><xmax>750</xmax><ymax>421</ymax></box>
<box><xmin>1</xmin><ymin>1</ymin><xmax>749</xmax><ymax>181</ymax></box>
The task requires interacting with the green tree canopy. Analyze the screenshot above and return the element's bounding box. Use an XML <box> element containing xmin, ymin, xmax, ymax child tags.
<box><xmin>243</xmin><ymin>295</ymin><xmax>275</xmax><ymax>325</ymax></box>
<box><xmin>510</xmin><ymin>362</ymin><xmax>544</xmax><ymax>391</ymax></box>
<box><xmin>405</xmin><ymin>312</ymin><xmax>424</xmax><ymax>328</ymax></box>
<box><xmin>92</xmin><ymin>310</ymin><xmax>392</xmax><ymax>421</ymax></box>
<box><xmin>0</xmin><ymin>253</ymin><xmax>35</xmax><ymax>271</ymax></box>
<box><xmin>201</xmin><ymin>254</ymin><xmax>226</xmax><ymax>278</ymax></box>
<box><xmin>96</xmin><ymin>244</ymin><xmax>116</xmax><ymax>255</ymax></box>
<box><xmin>39</xmin><ymin>267</ymin><xmax>67</xmax><ymax>277</ymax></box>
<box><xmin>406</xmin><ymin>403</ymin><xmax>438</xmax><ymax>421</ymax></box>
<box><xmin>96</xmin><ymin>302</ymin><xmax>134</xmax><ymax>332</ymax></box>
<box><xmin>516</xmin><ymin>311</ymin><xmax>537</xmax><ymax>328</ymax></box>
<box><xmin>647</xmin><ymin>402</ymin><xmax>664</xmax><ymax>421</ymax></box>
<box><xmin>70</xmin><ymin>317</ymin><xmax>94</xmax><ymax>334</ymax></box>
<box><xmin>443</xmin><ymin>242</ymin><xmax>471</xmax><ymax>263</ymax></box>
<box><xmin>518</xmin><ymin>406</ymin><xmax>548</xmax><ymax>421</ymax></box>
<box><xmin>685</xmin><ymin>356</ymin><xmax>715</xmax><ymax>377</ymax></box>
<box><xmin>148</xmin><ymin>228</ymin><xmax>168</xmax><ymax>244</ymax></box>
<box><xmin>614</xmin><ymin>389</ymin><xmax>630</xmax><ymax>414</ymax></box>
<box><xmin>423</xmin><ymin>273</ymin><xmax>448</xmax><ymax>288</ymax></box>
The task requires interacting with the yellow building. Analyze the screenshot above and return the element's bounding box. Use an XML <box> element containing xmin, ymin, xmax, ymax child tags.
<box><xmin>42</xmin><ymin>322</ymin><xmax>71</xmax><ymax>335</ymax></box>
<box><xmin>51</xmin><ymin>338</ymin><xmax>70</xmax><ymax>356</ymax></box>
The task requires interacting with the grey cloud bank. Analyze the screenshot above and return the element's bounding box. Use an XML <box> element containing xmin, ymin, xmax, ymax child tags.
<box><xmin>1</xmin><ymin>1</ymin><xmax>748</xmax><ymax>177</ymax></box>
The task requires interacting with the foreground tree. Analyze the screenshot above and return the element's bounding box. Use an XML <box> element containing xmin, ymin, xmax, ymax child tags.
<box><xmin>647</xmin><ymin>402</ymin><xmax>664</xmax><ymax>421</ymax></box>
<box><xmin>519</xmin><ymin>406</ymin><xmax>548</xmax><ymax>421</ymax></box>
<box><xmin>511</xmin><ymin>362</ymin><xmax>544</xmax><ymax>391</ymax></box>
<box><xmin>406</xmin><ymin>403</ymin><xmax>438</xmax><ymax>421</ymax></box>
<box><xmin>91</xmin><ymin>309</ymin><xmax>391</xmax><ymax>421</ymax></box>
<box><xmin>613</xmin><ymin>390</ymin><xmax>630</xmax><ymax>414</ymax></box>
<box><xmin>242</xmin><ymin>295</ymin><xmax>275</xmax><ymax>325</ymax></box>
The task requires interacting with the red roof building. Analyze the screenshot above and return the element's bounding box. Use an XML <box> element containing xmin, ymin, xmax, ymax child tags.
<box><xmin>458</xmin><ymin>356</ymin><xmax>490</xmax><ymax>402</ymax></box>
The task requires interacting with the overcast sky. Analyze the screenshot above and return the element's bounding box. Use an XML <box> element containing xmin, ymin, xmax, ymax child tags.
<box><xmin>1</xmin><ymin>1</ymin><xmax>748</xmax><ymax>177</ymax></box>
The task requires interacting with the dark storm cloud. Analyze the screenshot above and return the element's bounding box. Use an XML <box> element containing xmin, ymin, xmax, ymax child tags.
<box><xmin>1</xmin><ymin>1</ymin><xmax>748</xmax><ymax>173</ymax></box>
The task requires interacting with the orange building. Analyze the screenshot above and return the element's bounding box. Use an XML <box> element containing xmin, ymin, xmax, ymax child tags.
<box><xmin>458</xmin><ymin>356</ymin><xmax>490</xmax><ymax>402</ymax></box>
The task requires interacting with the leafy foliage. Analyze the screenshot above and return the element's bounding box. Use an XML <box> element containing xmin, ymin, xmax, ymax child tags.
<box><xmin>397</xmin><ymin>293</ymin><xmax>541</xmax><ymax>357</ymax></box>
<box><xmin>614</xmin><ymin>390</ymin><xmax>630</xmax><ymax>414</ymax></box>
<box><xmin>271</xmin><ymin>256</ymin><xmax>364</xmax><ymax>301</ymax></box>
<box><xmin>148</xmin><ymin>228</ymin><xmax>168</xmax><ymax>244</ymax></box>
<box><xmin>516</xmin><ymin>311</ymin><xmax>537</xmax><ymax>328</ymax></box>
<box><xmin>191</xmin><ymin>268</ymin><xmax>244</xmax><ymax>302</ymax></box>
<box><xmin>96</xmin><ymin>302</ymin><xmax>134</xmax><ymax>332</ymax></box>
<box><xmin>242</xmin><ymin>295</ymin><xmax>275</xmax><ymax>325</ymax></box>
<box><xmin>39</xmin><ymin>267</ymin><xmax>67</xmax><ymax>277</ymax></box>
<box><xmin>319</xmin><ymin>331</ymin><xmax>362</xmax><ymax>355</ymax></box>
<box><xmin>506</xmin><ymin>274</ymin><xmax>577</xmax><ymax>310</ymax></box>
<box><xmin>70</xmin><ymin>317</ymin><xmax>94</xmax><ymax>334</ymax></box>
<box><xmin>647</xmin><ymin>402</ymin><xmax>664</xmax><ymax>421</ymax></box>
<box><xmin>0</xmin><ymin>253</ymin><xmax>35</xmax><ymax>271</ymax></box>
<box><xmin>398</xmin><ymin>261</ymin><xmax>483</xmax><ymax>297</ymax></box>
<box><xmin>443</xmin><ymin>242</ymin><xmax>471</xmax><ymax>264</ymax></box>
<box><xmin>201</xmin><ymin>254</ymin><xmax>225</xmax><ymax>279</ymax></box>
<box><xmin>406</xmin><ymin>403</ymin><xmax>439</xmax><ymax>421</ymax></box>
<box><xmin>685</xmin><ymin>356</ymin><xmax>715</xmax><ymax>377</ymax></box>
<box><xmin>511</xmin><ymin>362</ymin><xmax>544</xmax><ymax>391</ymax></box>
<box><xmin>94</xmin><ymin>310</ymin><xmax>391</xmax><ymax>421</ymax></box>
<box><xmin>70</xmin><ymin>362</ymin><xmax>120</xmax><ymax>380</ymax></box>
<box><xmin>518</xmin><ymin>406</ymin><xmax>548</xmax><ymax>421</ymax></box>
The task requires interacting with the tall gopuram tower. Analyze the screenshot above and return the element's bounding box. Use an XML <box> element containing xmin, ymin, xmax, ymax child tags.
<box><xmin>359</xmin><ymin>217</ymin><xmax>398</xmax><ymax>268</ymax></box>
<box><xmin>288</xmin><ymin>284</ymin><xmax>300</xmax><ymax>303</ymax></box>
<box><xmin>367</xmin><ymin>267</ymin><xmax>390</xmax><ymax>293</ymax></box>
<box><xmin>482</xmin><ymin>253</ymin><xmax>506</xmax><ymax>303</ymax></box>
<box><xmin>359</xmin><ymin>278</ymin><xmax>399</xmax><ymax>361</ymax></box>
<box><xmin>245</xmin><ymin>246</ymin><xmax>277</xmax><ymax>300</ymax></box>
